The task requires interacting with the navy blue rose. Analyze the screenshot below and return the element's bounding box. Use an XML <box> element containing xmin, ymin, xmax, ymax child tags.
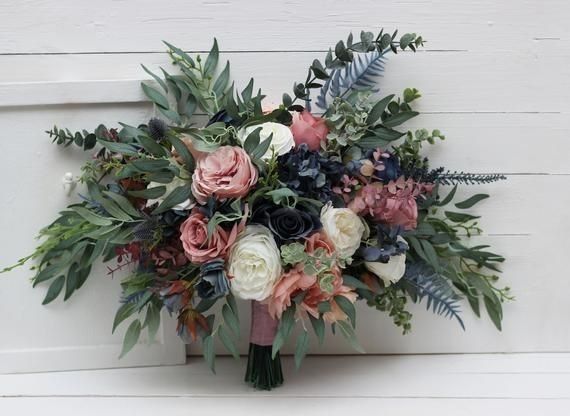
<box><xmin>251</xmin><ymin>202</ymin><xmax>321</xmax><ymax>242</ymax></box>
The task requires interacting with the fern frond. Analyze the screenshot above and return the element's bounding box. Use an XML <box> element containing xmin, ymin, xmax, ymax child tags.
<box><xmin>400</xmin><ymin>264</ymin><xmax>465</xmax><ymax>329</ymax></box>
<box><xmin>315</xmin><ymin>50</ymin><xmax>387</xmax><ymax>110</ymax></box>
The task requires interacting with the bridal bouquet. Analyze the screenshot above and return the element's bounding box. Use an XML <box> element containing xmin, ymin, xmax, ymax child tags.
<box><xmin>4</xmin><ymin>28</ymin><xmax>510</xmax><ymax>389</ymax></box>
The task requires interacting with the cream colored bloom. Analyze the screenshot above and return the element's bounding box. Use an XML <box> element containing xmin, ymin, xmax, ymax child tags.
<box><xmin>227</xmin><ymin>225</ymin><xmax>282</xmax><ymax>300</ymax></box>
<box><xmin>238</xmin><ymin>122</ymin><xmax>295</xmax><ymax>160</ymax></box>
<box><xmin>365</xmin><ymin>237</ymin><xmax>407</xmax><ymax>285</ymax></box>
<box><xmin>320</xmin><ymin>203</ymin><xmax>365</xmax><ymax>259</ymax></box>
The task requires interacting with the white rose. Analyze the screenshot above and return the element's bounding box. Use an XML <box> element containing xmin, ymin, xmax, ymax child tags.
<box><xmin>227</xmin><ymin>225</ymin><xmax>282</xmax><ymax>301</ymax></box>
<box><xmin>365</xmin><ymin>237</ymin><xmax>407</xmax><ymax>285</ymax></box>
<box><xmin>238</xmin><ymin>122</ymin><xmax>294</xmax><ymax>160</ymax></box>
<box><xmin>320</xmin><ymin>203</ymin><xmax>365</xmax><ymax>259</ymax></box>
<box><xmin>146</xmin><ymin>176</ymin><xmax>193</xmax><ymax>211</ymax></box>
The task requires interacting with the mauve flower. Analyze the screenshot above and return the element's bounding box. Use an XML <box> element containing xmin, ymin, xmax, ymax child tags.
<box><xmin>179</xmin><ymin>211</ymin><xmax>239</xmax><ymax>264</ymax></box>
<box><xmin>349</xmin><ymin>177</ymin><xmax>425</xmax><ymax>231</ymax></box>
<box><xmin>290</xmin><ymin>111</ymin><xmax>329</xmax><ymax>151</ymax></box>
<box><xmin>191</xmin><ymin>146</ymin><xmax>258</xmax><ymax>204</ymax></box>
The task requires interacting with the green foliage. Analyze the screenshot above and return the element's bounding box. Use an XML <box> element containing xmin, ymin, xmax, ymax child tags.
<box><xmin>406</xmin><ymin>180</ymin><xmax>511</xmax><ymax>331</ymax></box>
<box><xmin>119</xmin><ymin>319</ymin><xmax>141</xmax><ymax>358</ymax></box>
<box><xmin>46</xmin><ymin>124</ymin><xmax>108</xmax><ymax>151</ymax></box>
<box><xmin>289</xmin><ymin>29</ymin><xmax>424</xmax><ymax>106</ymax></box>
<box><xmin>336</xmin><ymin>320</ymin><xmax>365</xmax><ymax>353</ymax></box>
<box><xmin>400</xmin><ymin>266</ymin><xmax>465</xmax><ymax>330</ymax></box>
<box><xmin>364</xmin><ymin>285</ymin><xmax>413</xmax><ymax>334</ymax></box>
<box><xmin>294</xmin><ymin>330</ymin><xmax>309</xmax><ymax>369</ymax></box>
<box><xmin>272</xmin><ymin>304</ymin><xmax>296</xmax><ymax>358</ymax></box>
<box><xmin>159</xmin><ymin>39</ymin><xmax>230</xmax><ymax>120</ymax></box>
<box><xmin>280</xmin><ymin>243</ymin><xmax>337</xmax><ymax>292</ymax></box>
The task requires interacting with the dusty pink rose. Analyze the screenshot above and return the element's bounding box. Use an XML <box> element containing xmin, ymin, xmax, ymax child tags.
<box><xmin>290</xmin><ymin>111</ymin><xmax>329</xmax><ymax>151</ymax></box>
<box><xmin>267</xmin><ymin>265</ymin><xmax>316</xmax><ymax>319</ymax></box>
<box><xmin>299</xmin><ymin>266</ymin><xmax>357</xmax><ymax>323</ymax></box>
<box><xmin>179</xmin><ymin>211</ymin><xmax>238</xmax><ymax>264</ymax></box>
<box><xmin>349</xmin><ymin>176</ymin><xmax>433</xmax><ymax>231</ymax></box>
<box><xmin>268</xmin><ymin>231</ymin><xmax>356</xmax><ymax>322</ymax></box>
<box><xmin>304</xmin><ymin>231</ymin><xmax>336</xmax><ymax>256</ymax></box>
<box><xmin>191</xmin><ymin>146</ymin><xmax>258</xmax><ymax>204</ymax></box>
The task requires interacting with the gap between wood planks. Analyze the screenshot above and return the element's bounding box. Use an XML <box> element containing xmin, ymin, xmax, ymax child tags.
<box><xmin>0</xmin><ymin>49</ymin><xmax>469</xmax><ymax>56</ymax></box>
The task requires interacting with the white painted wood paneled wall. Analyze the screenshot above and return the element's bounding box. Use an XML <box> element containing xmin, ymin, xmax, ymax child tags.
<box><xmin>0</xmin><ymin>0</ymin><xmax>569</xmax><ymax>372</ymax></box>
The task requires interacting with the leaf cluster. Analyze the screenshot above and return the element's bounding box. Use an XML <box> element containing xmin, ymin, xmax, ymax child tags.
<box><xmin>286</xmin><ymin>29</ymin><xmax>424</xmax><ymax>106</ymax></box>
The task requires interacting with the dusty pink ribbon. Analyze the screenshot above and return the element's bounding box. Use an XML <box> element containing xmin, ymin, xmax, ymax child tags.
<box><xmin>250</xmin><ymin>301</ymin><xmax>278</xmax><ymax>346</ymax></box>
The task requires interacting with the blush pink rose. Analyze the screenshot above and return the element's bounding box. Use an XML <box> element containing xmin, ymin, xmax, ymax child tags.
<box><xmin>179</xmin><ymin>211</ymin><xmax>238</xmax><ymax>264</ymax></box>
<box><xmin>267</xmin><ymin>231</ymin><xmax>356</xmax><ymax>322</ymax></box>
<box><xmin>191</xmin><ymin>146</ymin><xmax>258</xmax><ymax>204</ymax></box>
<box><xmin>298</xmin><ymin>265</ymin><xmax>357</xmax><ymax>323</ymax></box>
<box><xmin>267</xmin><ymin>265</ymin><xmax>316</xmax><ymax>319</ymax></box>
<box><xmin>304</xmin><ymin>231</ymin><xmax>335</xmax><ymax>256</ymax></box>
<box><xmin>290</xmin><ymin>111</ymin><xmax>329</xmax><ymax>151</ymax></box>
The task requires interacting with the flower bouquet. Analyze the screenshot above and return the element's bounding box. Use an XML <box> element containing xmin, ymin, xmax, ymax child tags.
<box><xmin>4</xmin><ymin>28</ymin><xmax>510</xmax><ymax>390</ymax></box>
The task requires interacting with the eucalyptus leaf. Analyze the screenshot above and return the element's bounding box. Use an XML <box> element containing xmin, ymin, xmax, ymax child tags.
<box><xmin>151</xmin><ymin>186</ymin><xmax>191</xmax><ymax>214</ymax></box>
<box><xmin>128</xmin><ymin>186</ymin><xmax>166</xmax><ymax>199</ymax></box>
<box><xmin>382</xmin><ymin>111</ymin><xmax>419</xmax><ymax>128</ymax></box>
<box><xmin>272</xmin><ymin>305</ymin><xmax>296</xmax><ymax>359</ymax></box>
<box><xmin>455</xmin><ymin>194</ymin><xmax>489</xmax><ymax>209</ymax></box>
<box><xmin>334</xmin><ymin>295</ymin><xmax>357</xmax><ymax>328</ymax></box>
<box><xmin>222</xmin><ymin>303</ymin><xmax>240</xmax><ymax>338</ymax></box>
<box><xmin>141</xmin><ymin>83</ymin><xmax>170</xmax><ymax>109</ymax></box>
<box><xmin>367</xmin><ymin>94</ymin><xmax>394</xmax><ymax>125</ymax></box>
<box><xmin>308</xmin><ymin>314</ymin><xmax>325</xmax><ymax>345</ymax></box>
<box><xmin>202</xmin><ymin>335</ymin><xmax>216</xmax><ymax>373</ymax></box>
<box><xmin>112</xmin><ymin>302</ymin><xmax>137</xmax><ymax>333</ymax></box>
<box><xmin>217</xmin><ymin>325</ymin><xmax>239</xmax><ymax>359</ymax></box>
<box><xmin>294</xmin><ymin>331</ymin><xmax>309</xmax><ymax>369</ymax></box>
<box><xmin>204</xmin><ymin>39</ymin><xmax>219</xmax><ymax>76</ymax></box>
<box><xmin>42</xmin><ymin>275</ymin><xmax>65</xmax><ymax>305</ymax></box>
<box><xmin>71</xmin><ymin>206</ymin><xmax>113</xmax><ymax>226</ymax></box>
<box><xmin>119</xmin><ymin>320</ymin><xmax>142</xmax><ymax>358</ymax></box>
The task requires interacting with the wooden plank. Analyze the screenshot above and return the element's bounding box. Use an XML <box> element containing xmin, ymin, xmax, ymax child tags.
<box><xmin>0</xmin><ymin>355</ymin><xmax>569</xmax><ymax>399</ymax></box>
<box><xmin>0</xmin><ymin>49</ymin><xmax>568</xmax><ymax>112</ymax></box>
<box><xmin>0</xmin><ymin>0</ymin><xmax>566</xmax><ymax>53</ymax></box>
<box><xmin>1</xmin><ymin>397</ymin><xmax>569</xmax><ymax>416</ymax></box>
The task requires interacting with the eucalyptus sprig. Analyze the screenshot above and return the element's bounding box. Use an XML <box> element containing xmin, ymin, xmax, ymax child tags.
<box><xmin>285</xmin><ymin>29</ymin><xmax>424</xmax><ymax>107</ymax></box>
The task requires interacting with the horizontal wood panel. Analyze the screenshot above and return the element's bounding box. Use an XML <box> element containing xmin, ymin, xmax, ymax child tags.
<box><xmin>1</xmin><ymin>354</ymin><xmax>569</xmax><ymax>398</ymax></box>
<box><xmin>1</xmin><ymin>102</ymin><xmax>568</xmax><ymax>174</ymax></box>
<box><xmin>0</xmin><ymin>48</ymin><xmax>568</xmax><ymax>112</ymax></box>
<box><xmin>0</xmin><ymin>0</ymin><xmax>565</xmax><ymax>53</ymax></box>
<box><xmin>2</xmin><ymin>397</ymin><xmax>569</xmax><ymax>416</ymax></box>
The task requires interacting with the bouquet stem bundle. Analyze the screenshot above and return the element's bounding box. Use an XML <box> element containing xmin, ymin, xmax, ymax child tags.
<box><xmin>245</xmin><ymin>301</ymin><xmax>283</xmax><ymax>390</ymax></box>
